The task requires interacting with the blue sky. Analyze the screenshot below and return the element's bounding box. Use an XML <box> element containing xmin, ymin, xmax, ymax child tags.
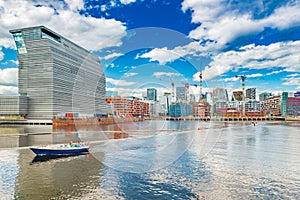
<box><xmin>0</xmin><ymin>0</ymin><xmax>300</xmax><ymax>99</ymax></box>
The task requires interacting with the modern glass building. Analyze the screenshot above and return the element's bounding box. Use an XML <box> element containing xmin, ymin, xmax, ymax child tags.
<box><xmin>169</xmin><ymin>102</ymin><xmax>191</xmax><ymax>117</ymax></box>
<box><xmin>246</xmin><ymin>88</ymin><xmax>256</xmax><ymax>100</ymax></box>
<box><xmin>147</xmin><ymin>88</ymin><xmax>157</xmax><ymax>101</ymax></box>
<box><xmin>176</xmin><ymin>87</ymin><xmax>187</xmax><ymax>101</ymax></box>
<box><xmin>10</xmin><ymin>26</ymin><xmax>108</xmax><ymax>119</ymax></box>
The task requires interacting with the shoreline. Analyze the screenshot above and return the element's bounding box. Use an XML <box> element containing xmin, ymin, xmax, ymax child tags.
<box><xmin>0</xmin><ymin>117</ymin><xmax>299</xmax><ymax>126</ymax></box>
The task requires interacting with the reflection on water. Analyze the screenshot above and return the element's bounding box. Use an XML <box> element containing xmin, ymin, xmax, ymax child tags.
<box><xmin>0</xmin><ymin>121</ymin><xmax>299</xmax><ymax>199</ymax></box>
<box><xmin>31</xmin><ymin>153</ymin><xmax>93</xmax><ymax>164</ymax></box>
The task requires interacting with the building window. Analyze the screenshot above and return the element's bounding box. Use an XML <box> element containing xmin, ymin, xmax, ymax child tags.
<box><xmin>13</xmin><ymin>32</ymin><xmax>27</xmax><ymax>54</ymax></box>
<box><xmin>41</xmin><ymin>29</ymin><xmax>61</xmax><ymax>43</ymax></box>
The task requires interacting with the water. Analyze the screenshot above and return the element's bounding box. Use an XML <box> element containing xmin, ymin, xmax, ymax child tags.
<box><xmin>0</xmin><ymin>120</ymin><xmax>299</xmax><ymax>199</ymax></box>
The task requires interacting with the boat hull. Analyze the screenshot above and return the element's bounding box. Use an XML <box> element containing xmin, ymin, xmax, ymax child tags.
<box><xmin>30</xmin><ymin>147</ymin><xmax>89</xmax><ymax>156</ymax></box>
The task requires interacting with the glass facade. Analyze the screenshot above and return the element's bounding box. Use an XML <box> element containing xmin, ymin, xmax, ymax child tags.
<box><xmin>147</xmin><ymin>88</ymin><xmax>157</xmax><ymax>101</ymax></box>
<box><xmin>41</xmin><ymin>29</ymin><xmax>61</xmax><ymax>43</ymax></box>
<box><xmin>13</xmin><ymin>32</ymin><xmax>27</xmax><ymax>54</ymax></box>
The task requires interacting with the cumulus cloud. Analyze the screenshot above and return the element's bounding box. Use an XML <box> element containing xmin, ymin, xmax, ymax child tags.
<box><xmin>106</xmin><ymin>77</ymin><xmax>136</xmax><ymax>86</ymax></box>
<box><xmin>182</xmin><ymin>0</ymin><xmax>300</xmax><ymax>52</ymax></box>
<box><xmin>0</xmin><ymin>0</ymin><xmax>126</xmax><ymax>51</ymax></box>
<box><xmin>194</xmin><ymin>40</ymin><xmax>300</xmax><ymax>80</ymax></box>
<box><xmin>282</xmin><ymin>77</ymin><xmax>300</xmax><ymax>88</ymax></box>
<box><xmin>0</xmin><ymin>68</ymin><xmax>18</xmax><ymax>85</ymax></box>
<box><xmin>139</xmin><ymin>47</ymin><xmax>181</xmax><ymax>65</ymax></box>
<box><xmin>0</xmin><ymin>85</ymin><xmax>18</xmax><ymax>95</ymax></box>
<box><xmin>0</xmin><ymin>47</ymin><xmax>3</xmax><ymax>60</ymax></box>
<box><xmin>138</xmin><ymin>41</ymin><xmax>205</xmax><ymax>65</ymax></box>
<box><xmin>287</xmin><ymin>73</ymin><xmax>300</xmax><ymax>77</ymax></box>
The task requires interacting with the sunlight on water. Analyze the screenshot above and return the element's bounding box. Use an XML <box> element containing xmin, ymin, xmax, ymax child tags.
<box><xmin>0</xmin><ymin>121</ymin><xmax>299</xmax><ymax>199</ymax></box>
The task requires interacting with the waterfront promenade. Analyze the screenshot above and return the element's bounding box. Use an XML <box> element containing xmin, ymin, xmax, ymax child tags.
<box><xmin>165</xmin><ymin>116</ymin><xmax>299</xmax><ymax>121</ymax></box>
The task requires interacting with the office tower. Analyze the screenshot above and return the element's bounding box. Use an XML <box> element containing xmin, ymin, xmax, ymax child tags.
<box><xmin>176</xmin><ymin>86</ymin><xmax>187</xmax><ymax>101</ymax></box>
<box><xmin>147</xmin><ymin>88</ymin><xmax>157</xmax><ymax>101</ymax></box>
<box><xmin>10</xmin><ymin>26</ymin><xmax>107</xmax><ymax>119</ymax></box>
<box><xmin>212</xmin><ymin>88</ymin><xmax>229</xmax><ymax>104</ymax></box>
<box><xmin>246</xmin><ymin>88</ymin><xmax>256</xmax><ymax>100</ymax></box>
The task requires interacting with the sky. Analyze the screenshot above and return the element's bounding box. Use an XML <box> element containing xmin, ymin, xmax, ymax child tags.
<box><xmin>0</xmin><ymin>0</ymin><xmax>300</xmax><ymax>100</ymax></box>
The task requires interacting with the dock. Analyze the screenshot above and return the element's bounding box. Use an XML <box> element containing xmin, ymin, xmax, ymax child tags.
<box><xmin>165</xmin><ymin>116</ymin><xmax>287</xmax><ymax>121</ymax></box>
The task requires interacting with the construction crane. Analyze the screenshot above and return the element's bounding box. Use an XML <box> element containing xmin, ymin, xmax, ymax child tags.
<box><xmin>199</xmin><ymin>62</ymin><xmax>203</xmax><ymax>102</ymax></box>
<box><xmin>235</xmin><ymin>75</ymin><xmax>247</xmax><ymax>99</ymax></box>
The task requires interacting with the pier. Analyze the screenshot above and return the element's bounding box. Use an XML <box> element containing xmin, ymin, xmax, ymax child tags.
<box><xmin>0</xmin><ymin>119</ymin><xmax>52</xmax><ymax>125</ymax></box>
<box><xmin>165</xmin><ymin>116</ymin><xmax>287</xmax><ymax>121</ymax></box>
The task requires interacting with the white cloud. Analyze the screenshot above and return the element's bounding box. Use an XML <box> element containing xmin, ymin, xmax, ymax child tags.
<box><xmin>0</xmin><ymin>68</ymin><xmax>18</xmax><ymax>85</ymax></box>
<box><xmin>120</xmin><ymin>0</ymin><xmax>136</xmax><ymax>5</ymax></box>
<box><xmin>266</xmin><ymin>69</ymin><xmax>285</xmax><ymax>76</ymax></box>
<box><xmin>182</xmin><ymin>0</ymin><xmax>300</xmax><ymax>52</ymax></box>
<box><xmin>0</xmin><ymin>47</ymin><xmax>3</xmax><ymax>60</ymax></box>
<box><xmin>282</xmin><ymin>77</ymin><xmax>300</xmax><ymax>87</ymax></box>
<box><xmin>102</xmin><ymin>52</ymin><xmax>124</xmax><ymax>60</ymax></box>
<box><xmin>153</xmin><ymin>72</ymin><xmax>181</xmax><ymax>78</ymax></box>
<box><xmin>0</xmin><ymin>85</ymin><xmax>18</xmax><ymax>95</ymax></box>
<box><xmin>106</xmin><ymin>77</ymin><xmax>136</xmax><ymax>86</ymax></box>
<box><xmin>287</xmin><ymin>73</ymin><xmax>300</xmax><ymax>77</ymax></box>
<box><xmin>195</xmin><ymin>40</ymin><xmax>300</xmax><ymax>80</ymax></box>
<box><xmin>64</xmin><ymin>0</ymin><xmax>85</xmax><ymax>11</ymax></box>
<box><xmin>123</xmin><ymin>72</ymin><xmax>137</xmax><ymax>78</ymax></box>
<box><xmin>138</xmin><ymin>41</ymin><xmax>205</xmax><ymax>65</ymax></box>
<box><xmin>247</xmin><ymin>73</ymin><xmax>263</xmax><ymax>78</ymax></box>
<box><xmin>0</xmin><ymin>0</ymin><xmax>126</xmax><ymax>51</ymax></box>
<box><xmin>101</xmin><ymin>5</ymin><xmax>107</xmax><ymax>12</ymax></box>
<box><xmin>222</xmin><ymin>76</ymin><xmax>239</xmax><ymax>82</ymax></box>
<box><xmin>139</xmin><ymin>47</ymin><xmax>181</xmax><ymax>65</ymax></box>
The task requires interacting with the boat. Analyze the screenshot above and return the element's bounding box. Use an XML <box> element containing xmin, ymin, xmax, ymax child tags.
<box><xmin>30</xmin><ymin>143</ymin><xmax>90</xmax><ymax>156</ymax></box>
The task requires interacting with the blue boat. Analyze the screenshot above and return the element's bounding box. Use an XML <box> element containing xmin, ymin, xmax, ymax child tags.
<box><xmin>30</xmin><ymin>144</ymin><xmax>89</xmax><ymax>156</ymax></box>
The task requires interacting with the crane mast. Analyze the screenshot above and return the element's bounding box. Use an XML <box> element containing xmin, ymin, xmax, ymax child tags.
<box><xmin>199</xmin><ymin>63</ymin><xmax>203</xmax><ymax>102</ymax></box>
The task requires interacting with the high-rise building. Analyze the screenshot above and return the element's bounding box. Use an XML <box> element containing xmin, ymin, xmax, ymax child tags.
<box><xmin>246</xmin><ymin>88</ymin><xmax>256</xmax><ymax>100</ymax></box>
<box><xmin>169</xmin><ymin>102</ymin><xmax>191</xmax><ymax>117</ymax></box>
<box><xmin>212</xmin><ymin>88</ymin><xmax>228</xmax><ymax>104</ymax></box>
<box><xmin>147</xmin><ymin>88</ymin><xmax>157</xmax><ymax>101</ymax></box>
<box><xmin>10</xmin><ymin>26</ymin><xmax>107</xmax><ymax>119</ymax></box>
<box><xmin>259</xmin><ymin>92</ymin><xmax>272</xmax><ymax>101</ymax></box>
<box><xmin>176</xmin><ymin>86</ymin><xmax>187</xmax><ymax>101</ymax></box>
<box><xmin>281</xmin><ymin>92</ymin><xmax>288</xmax><ymax>116</ymax></box>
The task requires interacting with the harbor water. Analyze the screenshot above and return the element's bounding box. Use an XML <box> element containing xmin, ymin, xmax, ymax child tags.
<box><xmin>0</xmin><ymin>120</ymin><xmax>299</xmax><ymax>199</ymax></box>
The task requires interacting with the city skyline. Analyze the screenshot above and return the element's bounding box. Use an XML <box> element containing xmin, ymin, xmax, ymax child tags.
<box><xmin>1</xmin><ymin>0</ymin><xmax>300</xmax><ymax>99</ymax></box>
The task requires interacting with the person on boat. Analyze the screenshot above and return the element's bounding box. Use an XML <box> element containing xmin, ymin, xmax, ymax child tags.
<box><xmin>69</xmin><ymin>141</ymin><xmax>74</xmax><ymax>147</ymax></box>
<box><xmin>75</xmin><ymin>141</ymin><xmax>81</xmax><ymax>147</ymax></box>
